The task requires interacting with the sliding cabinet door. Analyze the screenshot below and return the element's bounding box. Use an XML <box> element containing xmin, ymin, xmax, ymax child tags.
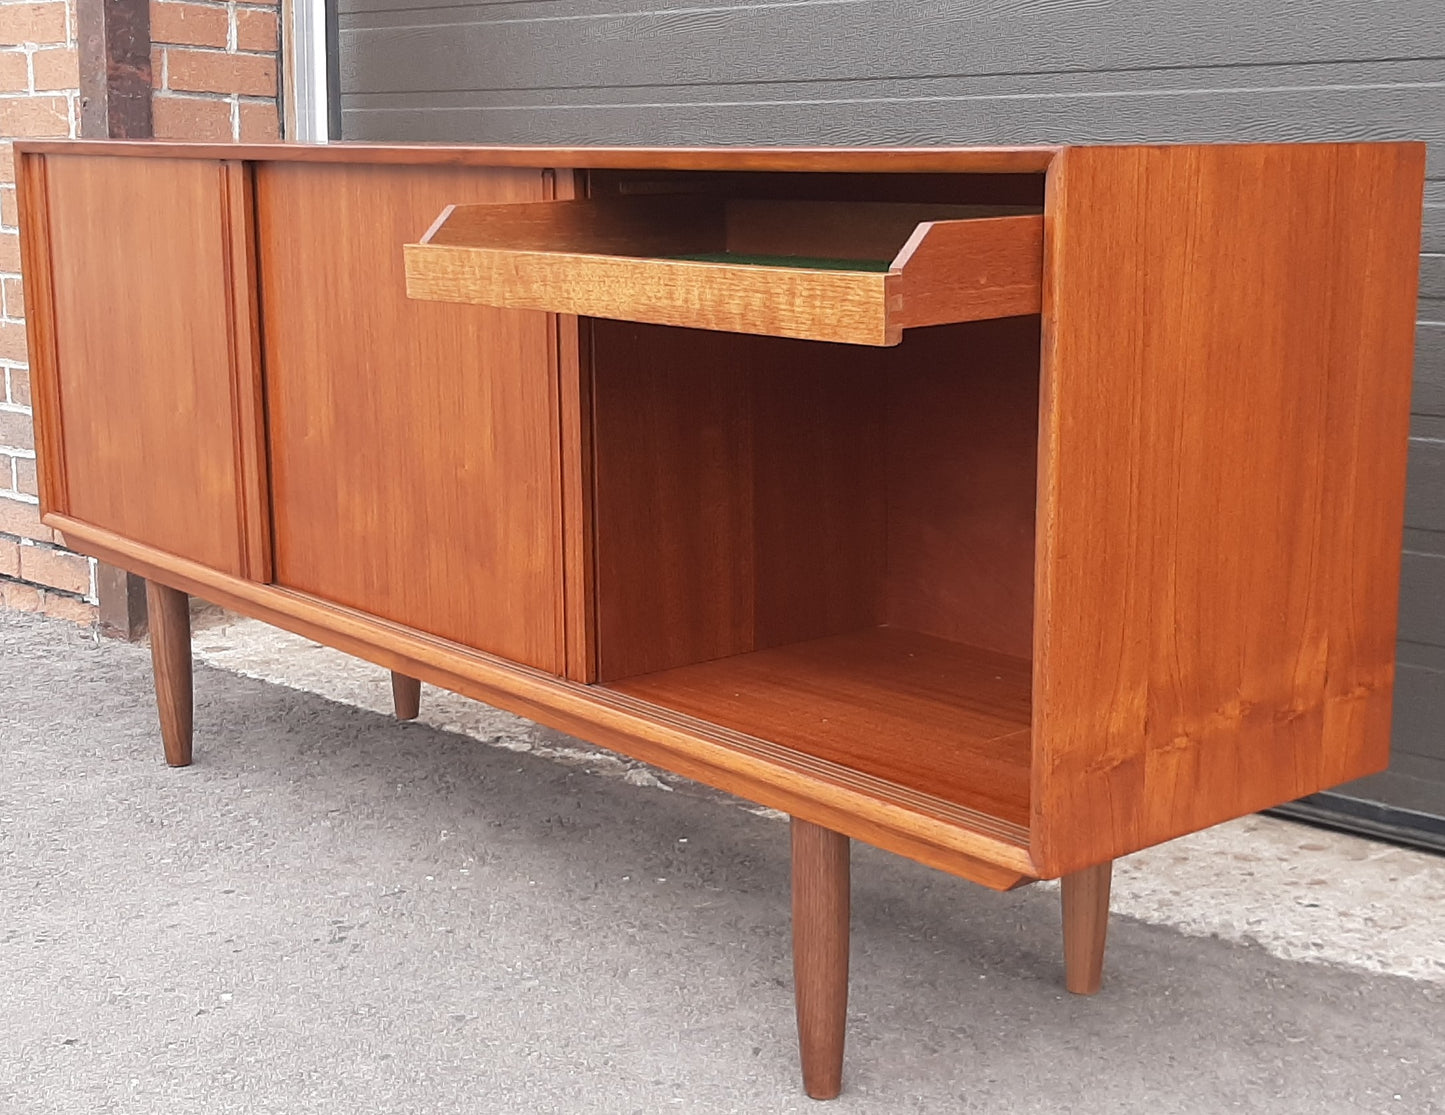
<box><xmin>22</xmin><ymin>153</ymin><xmax>267</xmax><ymax>578</ymax></box>
<box><xmin>256</xmin><ymin>163</ymin><xmax>565</xmax><ymax>672</ymax></box>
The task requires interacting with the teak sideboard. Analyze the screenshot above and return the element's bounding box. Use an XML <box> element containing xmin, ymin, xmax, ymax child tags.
<box><xmin>16</xmin><ymin>140</ymin><xmax>1425</xmax><ymax>1099</ymax></box>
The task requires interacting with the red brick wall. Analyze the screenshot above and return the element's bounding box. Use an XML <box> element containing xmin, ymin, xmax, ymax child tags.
<box><xmin>152</xmin><ymin>0</ymin><xmax>279</xmax><ymax>142</ymax></box>
<box><xmin>0</xmin><ymin>0</ymin><xmax>281</xmax><ymax>624</ymax></box>
<box><xmin>0</xmin><ymin>0</ymin><xmax>86</xmax><ymax>620</ymax></box>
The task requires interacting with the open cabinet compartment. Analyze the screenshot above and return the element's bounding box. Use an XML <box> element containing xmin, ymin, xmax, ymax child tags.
<box><xmin>588</xmin><ymin>314</ymin><xmax>1042</xmax><ymax>844</ymax></box>
<box><xmin>404</xmin><ymin>194</ymin><xmax>1044</xmax><ymax>344</ymax></box>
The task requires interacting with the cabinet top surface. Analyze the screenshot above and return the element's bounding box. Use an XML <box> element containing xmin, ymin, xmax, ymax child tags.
<box><xmin>18</xmin><ymin>139</ymin><xmax>1425</xmax><ymax>176</ymax></box>
<box><xmin>16</xmin><ymin>140</ymin><xmax>1063</xmax><ymax>173</ymax></box>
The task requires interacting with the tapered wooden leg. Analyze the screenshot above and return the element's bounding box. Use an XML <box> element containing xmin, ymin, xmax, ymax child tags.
<box><xmin>145</xmin><ymin>580</ymin><xmax>192</xmax><ymax>768</ymax></box>
<box><xmin>1061</xmin><ymin>860</ymin><xmax>1112</xmax><ymax>995</ymax></box>
<box><xmin>391</xmin><ymin>671</ymin><xmax>421</xmax><ymax>720</ymax></box>
<box><xmin>791</xmin><ymin>817</ymin><xmax>850</xmax><ymax>1100</ymax></box>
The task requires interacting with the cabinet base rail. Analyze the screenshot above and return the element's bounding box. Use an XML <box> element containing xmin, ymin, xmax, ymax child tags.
<box><xmin>142</xmin><ymin>579</ymin><xmax>1112</xmax><ymax>1100</ymax></box>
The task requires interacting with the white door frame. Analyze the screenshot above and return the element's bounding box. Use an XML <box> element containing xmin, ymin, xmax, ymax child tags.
<box><xmin>281</xmin><ymin>0</ymin><xmax>332</xmax><ymax>141</ymax></box>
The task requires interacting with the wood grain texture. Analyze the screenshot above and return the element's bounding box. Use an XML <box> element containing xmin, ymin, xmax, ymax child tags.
<box><xmin>558</xmin><ymin>309</ymin><xmax>596</xmax><ymax>681</ymax></box>
<box><xmin>1061</xmin><ymin>861</ymin><xmax>1111</xmax><ymax>995</ymax></box>
<box><xmin>610</xmin><ymin>628</ymin><xmax>1033</xmax><ymax>832</ymax></box>
<box><xmin>1033</xmin><ymin>143</ymin><xmax>1426</xmax><ymax>876</ymax></box>
<box><xmin>791</xmin><ymin>817</ymin><xmax>850</xmax><ymax>1101</ymax></box>
<box><xmin>426</xmin><ymin>195</ymin><xmax>723</xmax><ymax>255</ymax></box>
<box><xmin>407</xmin><ymin>242</ymin><xmax>898</xmax><ymax>345</ymax></box>
<box><xmin>553</xmin><ymin>161</ymin><xmax>596</xmax><ymax>682</ymax></box>
<box><xmin>591</xmin><ymin>322</ymin><xmax>884</xmax><ymax>680</ymax></box>
<box><xmin>592</xmin><ymin>317</ymin><xmax>1040</xmax><ymax>675</ymax></box>
<box><xmin>407</xmin><ymin>200</ymin><xmax>1043</xmax><ymax>345</ymax></box>
<box><xmin>427</xmin><ymin>196</ymin><xmax>1033</xmax><ymax>261</ymax></box>
<box><xmin>882</xmin><ymin>317</ymin><xmax>1040</xmax><ymax>660</ymax></box>
<box><xmin>23</xmin><ymin>145</ymin><xmax>151</xmax><ymax>636</ymax></box>
<box><xmin>15</xmin><ymin>152</ymin><xmax>66</xmax><ymax>515</ymax></box>
<box><xmin>15</xmin><ymin>140</ymin><xmax>1060</xmax><ymax>174</ymax></box>
<box><xmin>74</xmin><ymin>0</ymin><xmax>155</xmax><ymax>641</ymax></box>
<box><xmin>49</xmin><ymin>514</ymin><xmax>1037</xmax><ymax>890</ymax></box>
<box><xmin>257</xmin><ymin>163</ymin><xmax>565</xmax><ymax>671</ymax></box>
<box><xmin>74</xmin><ymin>13</ymin><xmax>155</xmax><ymax>635</ymax></box>
<box><xmin>390</xmin><ymin>671</ymin><xmax>421</xmax><ymax>720</ymax></box>
<box><xmin>749</xmin><ymin>362</ymin><xmax>886</xmax><ymax>653</ymax></box>
<box><xmin>146</xmin><ymin>580</ymin><xmax>193</xmax><ymax>767</ymax></box>
<box><xmin>893</xmin><ymin>214</ymin><xmax>1043</xmax><ymax>326</ymax></box>
<box><xmin>220</xmin><ymin>161</ymin><xmax>272</xmax><ymax>582</ymax></box>
<box><xmin>37</xmin><ymin>155</ymin><xmax>260</xmax><ymax>575</ymax></box>
<box><xmin>594</xmin><ymin>321</ymin><xmax>761</xmax><ymax>675</ymax></box>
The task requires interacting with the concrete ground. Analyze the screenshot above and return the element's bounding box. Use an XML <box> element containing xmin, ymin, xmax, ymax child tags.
<box><xmin>2</xmin><ymin>610</ymin><xmax>1442</xmax><ymax>1114</ymax></box>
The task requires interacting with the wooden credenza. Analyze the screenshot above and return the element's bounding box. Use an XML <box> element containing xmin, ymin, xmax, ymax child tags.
<box><xmin>16</xmin><ymin>140</ymin><xmax>1424</xmax><ymax>1099</ymax></box>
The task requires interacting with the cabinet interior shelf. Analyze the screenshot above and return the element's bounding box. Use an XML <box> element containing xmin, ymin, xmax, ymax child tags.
<box><xmin>585</xmin><ymin>311</ymin><xmax>1043</xmax><ymax>847</ymax></box>
<box><xmin>608</xmin><ymin>626</ymin><xmax>1033</xmax><ymax>834</ymax></box>
<box><xmin>405</xmin><ymin>195</ymin><xmax>1044</xmax><ymax>344</ymax></box>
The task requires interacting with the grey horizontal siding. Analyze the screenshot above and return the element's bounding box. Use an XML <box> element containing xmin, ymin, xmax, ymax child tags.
<box><xmin>1423</xmin><ymin>255</ymin><xmax>1445</xmax><ymax>301</ymax></box>
<box><xmin>1393</xmin><ymin>650</ymin><xmax>1445</xmax><ymax>765</ymax></box>
<box><xmin>1427</xmin><ymin>183</ymin><xmax>1445</xmax><ymax>251</ymax></box>
<box><xmin>1340</xmin><ymin>764</ymin><xmax>1445</xmax><ymax>817</ymax></box>
<box><xmin>1400</xmin><ymin>551</ymin><xmax>1445</xmax><ymax>647</ymax></box>
<box><xmin>1425</xmin><ymin>224</ymin><xmax>1443</xmax><ymax>255</ymax></box>
<box><xmin>340</xmin><ymin>61</ymin><xmax>1445</xmax><ymax>177</ymax></box>
<box><xmin>1417</xmin><ymin>324</ymin><xmax>1445</xmax><ymax>418</ymax></box>
<box><xmin>1405</xmin><ymin>436</ymin><xmax>1445</xmax><ymax>534</ymax></box>
<box><xmin>337</xmin><ymin>0</ymin><xmax>1445</xmax><ymax>817</ymax></box>
<box><xmin>1340</xmin><ymin>643</ymin><xmax>1445</xmax><ymax>810</ymax></box>
<box><xmin>338</xmin><ymin>0</ymin><xmax>1445</xmax><ymax>88</ymax></box>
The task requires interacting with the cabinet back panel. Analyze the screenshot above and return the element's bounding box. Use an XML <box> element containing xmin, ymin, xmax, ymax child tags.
<box><xmin>589</xmin><ymin>170</ymin><xmax>1045</xmax><ymax>208</ymax></box>
<box><xmin>590</xmin><ymin>322</ymin><xmax>884</xmax><ymax>681</ymax></box>
<box><xmin>36</xmin><ymin>155</ymin><xmax>254</xmax><ymax>576</ymax></box>
<box><xmin>258</xmin><ymin>163</ymin><xmax>564</xmax><ymax>671</ymax></box>
<box><xmin>592</xmin><ymin>317</ymin><xmax>1039</xmax><ymax>680</ymax></box>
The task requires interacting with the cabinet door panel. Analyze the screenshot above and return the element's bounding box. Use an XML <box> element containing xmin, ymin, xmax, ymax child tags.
<box><xmin>257</xmin><ymin>164</ymin><xmax>562</xmax><ymax>672</ymax></box>
<box><xmin>28</xmin><ymin>154</ymin><xmax>263</xmax><ymax>577</ymax></box>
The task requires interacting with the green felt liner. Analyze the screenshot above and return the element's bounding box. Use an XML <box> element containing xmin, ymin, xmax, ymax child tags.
<box><xmin>664</xmin><ymin>252</ymin><xmax>893</xmax><ymax>272</ymax></box>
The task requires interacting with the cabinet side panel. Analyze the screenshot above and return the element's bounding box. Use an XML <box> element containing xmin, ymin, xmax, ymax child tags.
<box><xmin>258</xmin><ymin>163</ymin><xmax>563</xmax><ymax>672</ymax></box>
<box><xmin>41</xmin><ymin>154</ymin><xmax>252</xmax><ymax>576</ymax></box>
<box><xmin>882</xmin><ymin>316</ymin><xmax>1040</xmax><ymax>660</ymax></box>
<box><xmin>1033</xmin><ymin>143</ymin><xmax>1425</xmax><ymax>876</ymax></box>
<box><xmin>16</xmin><ymin>153</ymin><xmax>66</xmax><ymax>515</ymax></box>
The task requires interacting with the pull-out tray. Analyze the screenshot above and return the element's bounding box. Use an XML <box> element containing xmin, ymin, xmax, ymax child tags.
<box><xmin>404</xmin><ymin>196</ymin><xmax>1043</xmax><ymax>345</ymax></box>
